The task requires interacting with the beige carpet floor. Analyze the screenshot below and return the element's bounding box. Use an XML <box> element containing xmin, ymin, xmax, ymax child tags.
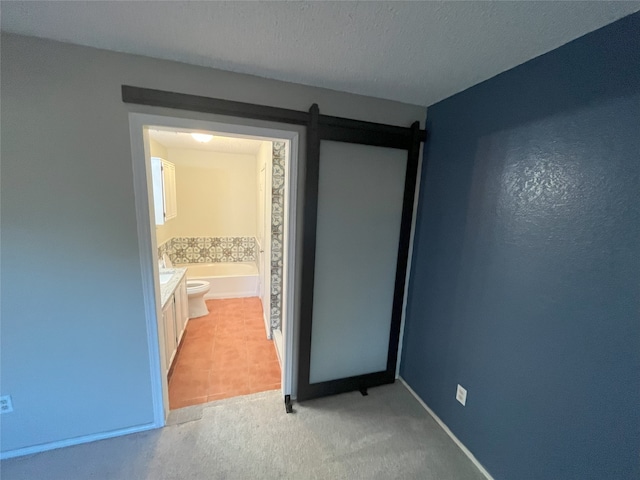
<box><xmin>2</xmin><ymin>382</ymin><xmax>486</xmax><ymax>480</ymax></box>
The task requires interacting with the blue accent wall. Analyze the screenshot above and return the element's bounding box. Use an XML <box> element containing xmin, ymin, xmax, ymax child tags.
<box><xmin>401</xmin><ymin>13</ymin><xmax>640</xmax><ymax>479</ymax></box>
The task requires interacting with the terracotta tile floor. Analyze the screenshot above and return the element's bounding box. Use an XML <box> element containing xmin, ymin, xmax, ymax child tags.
<box><xmin>168</xmin><ymin>297</ymin><xmax>281</xmax><ymax>410</ymax></box>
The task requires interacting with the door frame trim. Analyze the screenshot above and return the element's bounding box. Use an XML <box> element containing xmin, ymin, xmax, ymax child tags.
<box><xmin>257</xmin><ymin>148</ymin><xmax>272</xmax><ymax>340</ymax></box>
<box><xmin>128</xmin><ymin>112</ymin><xmax>299</xmax><ymax>421</ymax></box>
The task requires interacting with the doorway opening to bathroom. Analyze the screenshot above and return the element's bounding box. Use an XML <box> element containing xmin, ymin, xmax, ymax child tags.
<box><xmin>129</xmin><ymin>113</ymin><xmax>298</xmax><ymax>420</ymax></box>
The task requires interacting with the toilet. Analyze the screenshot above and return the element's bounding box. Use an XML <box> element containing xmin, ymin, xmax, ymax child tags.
<box><xmin>186</xmin><ymin>280</ymin><xmax>211</xmax><ymax>319</ymax></box>
<box><xmin>162</xmin><ymin>254</ymin><xmax>211</xmax><ymax>319</ymax></box>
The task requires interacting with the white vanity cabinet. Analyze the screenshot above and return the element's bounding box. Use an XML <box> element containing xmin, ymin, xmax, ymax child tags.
<box><xmin>151</xmin><ymin>157</ymin><xmax>177</xmax><ymax>225</ymax></box>
<box><xmin>160</xmin><ymin>273</ymin><xmax>189</xmax><ymax>374</ymax></box>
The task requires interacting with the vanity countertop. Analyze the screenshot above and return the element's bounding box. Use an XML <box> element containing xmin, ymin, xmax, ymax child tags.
<box><xmin>159</xmin><ymin>267</ymin><xmax>187</xmax><ymax>308</ymax></box>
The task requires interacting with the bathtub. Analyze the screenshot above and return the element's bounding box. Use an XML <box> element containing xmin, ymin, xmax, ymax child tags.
<box><xmin>178</xmin><ymin>262</ymin><xmax>259</xmax><ymax>299</ymax></box>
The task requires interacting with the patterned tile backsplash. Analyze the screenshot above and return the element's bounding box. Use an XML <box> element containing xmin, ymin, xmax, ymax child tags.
<box><xmin>158</xmin><ymin>236</ymin><xmax>256</xmax><ymax>264</ymax></box>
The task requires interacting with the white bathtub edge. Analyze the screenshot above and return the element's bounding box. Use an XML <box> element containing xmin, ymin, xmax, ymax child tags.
<box><xmin>204</xmin><ymin>289</ymin><xmax>258</xmax><ymax>300</ymax></box>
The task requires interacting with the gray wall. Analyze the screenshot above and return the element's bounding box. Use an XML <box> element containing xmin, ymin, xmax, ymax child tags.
<box><xmin>0</xmin><ymin>33</ymin><xmax>425</xmax><ymax>454</ymax></box>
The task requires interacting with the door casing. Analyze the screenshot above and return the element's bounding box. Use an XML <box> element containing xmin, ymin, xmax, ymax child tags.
<box><xmin>128</xmin><ymin>112</ymin><xmax>299</xmax><ymax>423</ymax></box>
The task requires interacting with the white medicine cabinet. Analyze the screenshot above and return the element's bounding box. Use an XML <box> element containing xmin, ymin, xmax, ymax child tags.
<box><xmin>151</xmin><ymin>157</ymin><xmax>177</xmax><ymax>225</ymax></box>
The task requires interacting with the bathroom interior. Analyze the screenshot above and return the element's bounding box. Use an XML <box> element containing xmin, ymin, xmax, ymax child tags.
<box><xmin>148</xmin><ymin>127</ymin><xmax>286</xmax><ymax>410</ymax></box>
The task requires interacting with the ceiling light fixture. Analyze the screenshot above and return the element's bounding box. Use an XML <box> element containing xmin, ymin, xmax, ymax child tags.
<box><xmin>191</xmin><ymin>133</ymin><xmax>213</xmax><ymax>143</ymax></box>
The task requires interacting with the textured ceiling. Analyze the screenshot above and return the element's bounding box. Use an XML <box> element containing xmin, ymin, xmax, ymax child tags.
<box><xmin>149</xmin><ymin>128</ymin><xmax>265</xmax><ymax>155</ymax></box>
<box><xmin>2</xmin><ymin>1</ymin><xmax>639</xmax><ymax>106</ymax></box>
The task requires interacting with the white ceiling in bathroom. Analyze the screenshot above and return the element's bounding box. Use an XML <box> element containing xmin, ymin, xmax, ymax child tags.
<box><xmin>148</xmin><ymin>129</ymin><xmax>266</xmax><ymax>155</ymax></box>
<box><xmin>2</xmin><ymin>2</ymin><xmax>639</xmax><ymax>106</ymax></box>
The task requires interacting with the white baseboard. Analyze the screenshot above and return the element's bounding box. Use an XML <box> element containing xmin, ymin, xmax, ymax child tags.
<box><xmin>398</xmin><ymin>377</ymin><xmax>494</xmax><ymax>480</ymax></box>
<box><xmin>0</xmin><ymin>421</ymin><xmax>159</xmax><ymax>460</ymax></box>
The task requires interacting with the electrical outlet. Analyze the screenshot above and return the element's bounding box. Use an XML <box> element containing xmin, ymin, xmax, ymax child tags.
<box><xmin>0</xmin><ymin>395</ymin><xmax>13</xmax><ymax>414</ymax></box>
<box><xmin>456</xmin><ymin>384</ymin><xmax>467</xmax><ymax>406</ymax></box>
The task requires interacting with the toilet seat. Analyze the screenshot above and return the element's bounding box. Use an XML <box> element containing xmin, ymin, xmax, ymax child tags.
<box><xmin>187</xmin><ymin>280</ymin><xmax>210</xmax><ymax>296</ymax></box>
